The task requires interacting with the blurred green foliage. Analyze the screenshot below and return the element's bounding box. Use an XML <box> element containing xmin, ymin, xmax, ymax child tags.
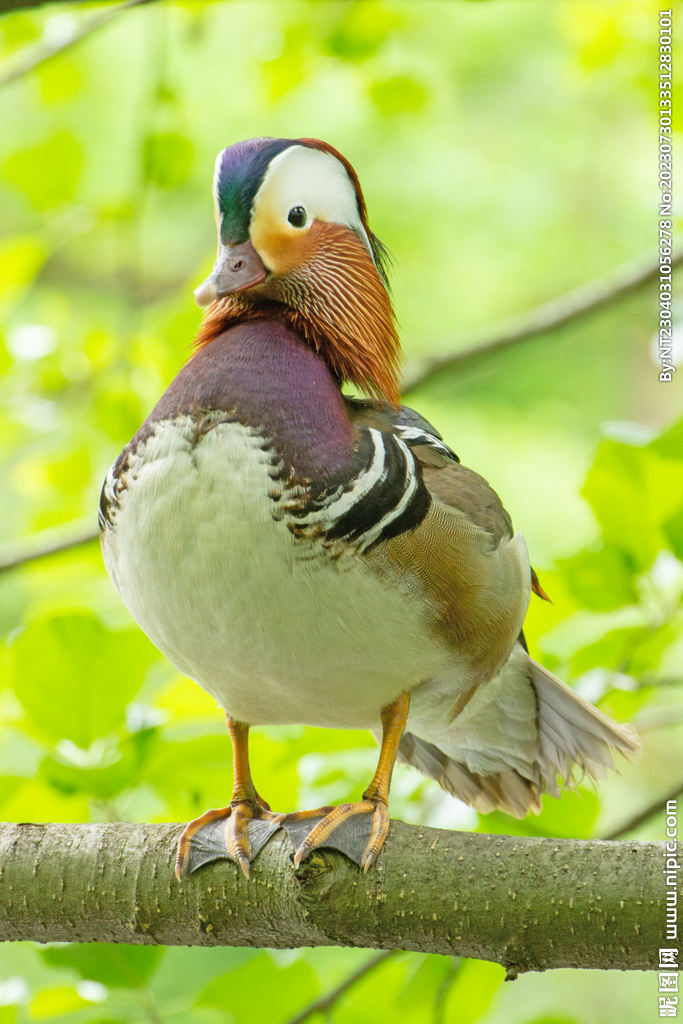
<box><xmin>0</xmin><ymin>1</ymin><xmax>681</xmax><ymax>1022</ymax></box>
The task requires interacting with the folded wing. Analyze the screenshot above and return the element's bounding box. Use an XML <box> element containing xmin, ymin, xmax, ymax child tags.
<box><xmin>354</xmin><ymin>399</ymin><xmax>641</xmax><ymax>817</ymax></box>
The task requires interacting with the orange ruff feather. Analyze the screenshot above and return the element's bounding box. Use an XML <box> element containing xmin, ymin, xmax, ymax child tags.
<box><xmin>195</xmin><ymin>223</ymin><xmax>401</xmax><ymax>408</ymax></box>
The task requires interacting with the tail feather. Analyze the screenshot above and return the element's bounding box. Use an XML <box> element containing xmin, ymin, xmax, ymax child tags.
<box><xmin>538</xmin><ymin>708</ymin><xmax>611</xmax><ymax>771</ymax></box>
<box><xmin>396</xmin><ymin>650</ymin><xmax>641</xmax><ymax>819</ymax></box>
<box><xmin>397</xmin><ymin>732</ymin><xmax>542</xmax><ymax>819</ymax></box>
<box><xmin>530</xmin><ymin>658</ymin><xmax>641</xmax><ymax>791</ymax></box>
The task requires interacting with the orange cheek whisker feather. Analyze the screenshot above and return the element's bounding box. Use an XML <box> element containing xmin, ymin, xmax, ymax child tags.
<box><xmin>194</xmin><ymin>223</ymin><xmax>402</xmax><ymax>408</ymax></box>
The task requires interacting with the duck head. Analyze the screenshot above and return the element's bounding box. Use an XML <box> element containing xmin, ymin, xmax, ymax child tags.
<box><xmin>194</xmin><ymin>137</ymin><xmax>400</xmax><ymax>406</ymax></box>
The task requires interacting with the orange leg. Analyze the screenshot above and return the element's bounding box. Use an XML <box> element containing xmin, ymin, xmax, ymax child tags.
<box><xmin>283</xmin><ymin>690</ymin><xmax>410</xmax><ymax>872</ymax></box>
<box><xmin>175</xmin><ymin>714</ymin><xmax>280</xmax><ymax>880</ymax></box>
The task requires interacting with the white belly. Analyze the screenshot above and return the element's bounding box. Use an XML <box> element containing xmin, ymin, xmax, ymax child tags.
<box><xmin>102</xmin><ymin>417</ymin><xmax>452</xmax><ymax>729</ymax></box>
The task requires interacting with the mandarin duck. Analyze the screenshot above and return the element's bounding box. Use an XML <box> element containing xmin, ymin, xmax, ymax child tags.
<box><xmin>99</xmin><ymin>137</ymin><xmax>640</xmax><ymax>880</ymax></box>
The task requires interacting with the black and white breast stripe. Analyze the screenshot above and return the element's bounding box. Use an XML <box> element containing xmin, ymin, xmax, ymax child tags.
<box><xmin>99</xmin><ymin>462</ymin><xmax>121</xmax><ymax>532</ymax></box>
<box><xmin>393</xmin><ymin>424</ymin><xmax>458</xmax><ymax>463</ymax></box>
<box><xmin>279</xmin><ymin>428</ymin><xmax>431</xmax><ymax>553</ymax></box>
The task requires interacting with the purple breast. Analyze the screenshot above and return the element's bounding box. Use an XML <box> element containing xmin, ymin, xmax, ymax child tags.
<box><xmin>139</xmin><ymin>321</ymin><xmax>355</xmax><ymax>480</ymax></box>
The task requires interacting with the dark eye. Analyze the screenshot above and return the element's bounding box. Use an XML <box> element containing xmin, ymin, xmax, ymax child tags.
<box><xmin>288</xmin><ymin>206</ymin><xmax>307</xmax><ymax>228</ymax></box>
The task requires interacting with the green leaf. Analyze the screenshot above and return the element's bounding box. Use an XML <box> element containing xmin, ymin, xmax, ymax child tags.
<box><xmin>0</xmin><ymin>776</ymin><xmax>25</xmax><ymax>809</ymax></box>
<box><xmin>324</xmin><ymin>2</ymin><xmax>400</xmax><ymax>62</ymax></box>
<box><xmin>197</xmin><ymin>953</ymin><xmax>319</xmax><ymax>1024</ymax></box>
<box><xmin>149</xmin><ymin>946</ymin><xmax>258</xmax><ymax>1004</ymax></box>
<box><xmin>558</xmin><ymin>544</ymin><xmax>638</xmax><ymax>612</ymax></box>
<box><xmin>629</xmin><ymin>619</ymin><xmax>683</xmax><ymax>676</ymax></box>
<box><xmin>39</xmin><ymin>735</ymin><xmax>147</xmax><ymax>799</ymax></box>
<box><xmin>570</xmin><ymin>626</ymin><xmax>645</xmax><ymax>675</ymax></box>
<box><xmin>663</xmin><ymin>505</ymin><xmax>683</xmax><ymax>560</ymax></box>
<box><xmin>443</xmin><ymin>958</ymin><xmax>504</xmax><ymax>1024</ymax></box>
<box><xmin>37</xmin><ymin>57</ymin><xmax>82</xmax><ymax>106</ymax></box>
<box><xmin>479</xmin><ymin>790</ymin><xmax>599</xmax><ymax>841</ymax></box>
<box><xmin>41</xmin><ymin>943</ymin><xmax>164</xmax><ymax>989</ymax></box>
<box><xmin>0</xmin><ymin>12</ymin><xmax>41</xmax><ymax>49</ymax></box>
<box><xmin>397</xmin><ymin>955</ymin><xmax>456</xmax><ymax>1020</ymax></box>
<box><xmin>141</xmin><ymin>732</ymin><xmax>232</xmax><ymax>814</ymax></box>
<box><xmin>368</xmin><ymin>76</ymin><xmax>428</xmax><ymax>116</ymax></box>
<box><xmin>142</xmin><ymin>133</ymin><xmax>194</xmax><ymax>190</ymax></box>
<box><xmin>29</xmin><ymin>985</ymin><xmax>89</xmax><ymax>1019</ymax></box>
<box><xmin>316</xmin><ymin>954</ymin><xmax>410</xmax><ymax>1024</ymax></box>
<box><xmin>0</xmin><ymin>1006</ymin><xmax>16</xmax><ymax>1024</ymax></box>
<box><xmin>10</xmin><ymin>613</ymin><xmax>159</xmax><ymax>748</ymax></box>
<box><xmin>0</xmin><ymin>234</ymin><xmax>46</xmax><ymax>308</ymax></box>
<box><xmin>2</xmin><ymin>133</ymin><xmax>83</xmax><ymax>210</ymax></box>
<box><xmin>476</xmin><ymin>809</ymin><xmax>538</xmax><ymax>838</ymax></box>
<box><xmin>648</xmin><ymin>416</ymin><xmax>683</xmax><ymax>461</ymax></box>
<box><xmin>532</xmin><ymin>788</ymin><xmax>600</xmax><ymax>839</ymax></box>
<box><xmin>598</xmin><ymin>687</ymin><xmax>650</xmax><ymax>722</ymax></box>
<box><xmin>581</xmin><ymin>441</ymin><xmax>683</xmax><ymax>571</ymax></box>
<box><xmin>526</xmin><ymin>1018</ymin><xmax>579</xmax><ymax>1024</ymax></box>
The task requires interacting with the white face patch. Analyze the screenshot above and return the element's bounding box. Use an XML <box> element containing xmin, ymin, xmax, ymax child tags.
<box><xmin>251</xmin><ymin>144</ymin><xmax>375</xmax><ymax>260</ymax></box>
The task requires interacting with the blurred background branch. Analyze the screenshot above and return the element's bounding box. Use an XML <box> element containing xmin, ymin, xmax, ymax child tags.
<box><xmin>0</xmin><ymin>0</ymin><xmax>156</xmax><ymax>88</ymax></box>
<box><xmin>601</xmin><ymin>777</ymin><xmax>683</xmax><ymax>841</ymax></box>
<box><xmin>0</xmin><ymin>0</ymin><xmax>76</xmax><ymax>10</ymax></box>
<box><xmin>402</xmin><ymin>246</ymin><xmax>683</xmax><ymax>393</ymax></box>
<box><xmin>285</xmin><ymin>951</ymin><xmax>397</xmax><ymax>1024</ymax></box>
<box><xmin>0</xmin><ymin>0</ymin><xmax>150</xmax><ymax>15</ymax></box>
<box><xmin>0</xmin><ymin>516</ymin><xmax>97</xmax><ymax>571</ymax></box>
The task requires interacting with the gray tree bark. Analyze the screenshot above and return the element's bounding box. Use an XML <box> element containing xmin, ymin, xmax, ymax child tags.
<box><xmin>0</xmin><ymin>820</ymin><xmax>668</xmax><ymax>975</ymax></box>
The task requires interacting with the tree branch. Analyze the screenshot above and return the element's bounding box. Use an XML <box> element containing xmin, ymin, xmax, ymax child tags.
<box><xmin>601</xmin><ymin>778</ymin><xmax>683</xmax><ymax>841</ymax></box>
<box><xmin>401</xmin><ymin>246</ymin><xmax>683</xmax><ymax>393</ymax></box>
<box><xmin>285</xmin><ymin>950</ymin><xmax>396</xmax><ymax>1024</ymax></box>
<box><xmin>0</xmin><ymin>520</ymin><xmax>98</xmax><ymax>573</ymax></box>
<box><xmin>0</xmin><ymin>0</ymin><xmax>157</xmax><ymax>90</ymax></box>
<box><xmin>0</xmin><ymin>821</ymin><xmax>667</xmax><ymax>972</ymax></box>
<box><xmin>0</xmin><ymin>0</ymin><xmax>71</xmax><ymax>12</ymax></box>
<box><xmin>0</xmin><ymin>1</ymin><xmax>104</xmax><ymax>12</ymax></box>
<box><xmin>433</xmin><ymin>957</ymin><xmax>462</xmax><ymax>1024</ymax></box>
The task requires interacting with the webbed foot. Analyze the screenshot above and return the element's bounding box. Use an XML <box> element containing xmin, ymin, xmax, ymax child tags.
<box><xmin>281</xmin><ymin>797</ymin><xmax>389</xmax><ymax>871</ymax></box>
<box><xmin>175</xmin><ymin>797</ymin><xmax>282</xmax><ymax>879</ymax></box>
<box><xmin>175</xmin><ymin>691</ymin><xmax>408</xmax><ymax>880</ymax></box>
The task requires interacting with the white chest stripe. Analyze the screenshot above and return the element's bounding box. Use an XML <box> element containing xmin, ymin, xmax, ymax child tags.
<box><xmin>280</xmin><ymin>429</ymin><xmax>421</xmax><ymax>552</ymax></box>
<box><xmin>353</xmin><ymin>436</ymin><xmax>418</xmax><ymax>551</ymax></box>
<box><xmin>283</xmin><ymin>428</ymin><xmax>387</xmax><ymax>524</ymax></box>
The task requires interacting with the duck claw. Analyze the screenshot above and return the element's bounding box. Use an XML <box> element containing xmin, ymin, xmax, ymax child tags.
<box><xmin>281</xmin><ymin>800</ymin><xmax>389</xmax><ymax>870</ymax></box>
<box><xmin>176</xmin><ymin>798</ymin><xmax>391</xmax><ymax>877</ymax></box>
<box><xmin>175</xmin><ymin>803</ymin><xmax>282</xmax><ymax>879</ymax></box>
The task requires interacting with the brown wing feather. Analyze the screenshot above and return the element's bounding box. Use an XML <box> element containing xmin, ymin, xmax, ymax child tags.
<box><xmin>347</xmin><ymin>399</ymin><xmax>550</xmax><ymax>604</ymax></box>
<box><xmin>374</xmin><ymin>499</ymin><xmax>530</xmax><ymax>687</ymax></box>
<box><xmin>352</xmin><ymin>401</ymin><xmax>638</xmax><ymax>816</ymax></box>
<box><xmin>531</xmin><ymin>566</ymin><xmax>552</xmax><ymax>602</ymax></box>
<box><xmin>420</xmin><ymin>462</ymin><xmax>514</xmax><ymax>547</ymax></box>
<box><xmin>349</xmin><ymin>399</ymin><xmax>530</xmax><ymax>684</ymax></box>
<box><xmin>345</xmin><ymin>397</ymin><xmax>512</xmax><ymax>544</ymax></box>
<box><xmin>420</xmin><ymin>451</ymin><xmax>552</xmax><ymax>603</ymax></box>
